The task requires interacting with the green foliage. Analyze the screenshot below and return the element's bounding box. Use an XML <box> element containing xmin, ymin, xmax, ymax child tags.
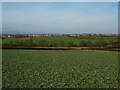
<box><xmin>79</xmin><ymin>41</ymin><xmax>87</xmax><ymax>47</ymax></box>
<box><xmin>39</xmin><ymin>40</ymin><xmax>49</xmax><ymax>47</ymax></box>
<box><xmin>2</xmin><ymin>50</ymin><xmax>118</xmax><ymax>88</ymax></box>
<box><xmin>60</xmin><ymin>40</ymin><xmax>65</xmax><ymax>47</ymax></box>
<box><xmin>94</xmin><ymin>39</ymin><xmax>107</xmax><ymax>47</ymax></box>
<box><xmin>86</xmin><ymin>41</ymin><xmax>93</xmax><ymax>47</ymax></box>
<box><xmin>53</xmin><ymin>40</ymin><xmax>59</xmax><ymax>47</ymax></box>
<box><xmin>2</xmin><ymin>36</ymin><xmax>118</xmax><ymax>47</ymax></box>
<box><xmin>67</xmin><ymin>41</ymin><xmax>74</xmax><ymax>47</ymax></box>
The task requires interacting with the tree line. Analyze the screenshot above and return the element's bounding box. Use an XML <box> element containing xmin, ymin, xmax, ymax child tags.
<box><xmin>2</xmin><ymin>38</ymin><xmax>118</xmax><ymax>47</ymax></box>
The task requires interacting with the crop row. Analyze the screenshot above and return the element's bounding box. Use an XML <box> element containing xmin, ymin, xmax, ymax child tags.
<box><xmin>2</xmin><ymin>50</ymin><xmax>119</xmax><ymax>88</ymax></box>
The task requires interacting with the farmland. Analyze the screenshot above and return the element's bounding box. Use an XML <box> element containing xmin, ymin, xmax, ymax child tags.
<box><xmin>2</xmin><ymin>36</ymin><xmax>118</xmax><ymax>47</ymax></box>
<box><xmin>2</xmin><ymin>50</ymin><xmax>119</xmax><ymax>88</ymax></box>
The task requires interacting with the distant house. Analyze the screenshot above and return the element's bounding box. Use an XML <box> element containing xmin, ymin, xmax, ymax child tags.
<box><xmin>8</xmin><ymin>35</ymin><xmax>11</xmax><ymax>38</ymax></box>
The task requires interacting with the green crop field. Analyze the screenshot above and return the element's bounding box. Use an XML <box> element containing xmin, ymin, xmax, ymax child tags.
<box><xmin>2</xmin><ymin>50</ymin><xmax>119</xmax><ymax>88</ymax></box>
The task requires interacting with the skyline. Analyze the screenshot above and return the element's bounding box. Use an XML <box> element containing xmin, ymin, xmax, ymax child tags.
<box><xmin>2</xmin><ymin>2</ymin><xmax>118</xmax><ymax>34</ymax></box>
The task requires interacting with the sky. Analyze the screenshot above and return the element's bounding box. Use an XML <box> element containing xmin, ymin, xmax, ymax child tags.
<box><xmin>2</xmin><ymin>2</ymin><xmax>118</xmax><ymax>34</ymax></box>
<box><xmin>2</xmin><ymin>0</ymin><xmax>120</xmax><ymax>2</ymax></box>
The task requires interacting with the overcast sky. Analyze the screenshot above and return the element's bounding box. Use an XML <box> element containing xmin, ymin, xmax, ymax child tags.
<box><xmin>2</xmin><ymin>2</ymin><xmax>118</xmax><ymax>34</ymax></box>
